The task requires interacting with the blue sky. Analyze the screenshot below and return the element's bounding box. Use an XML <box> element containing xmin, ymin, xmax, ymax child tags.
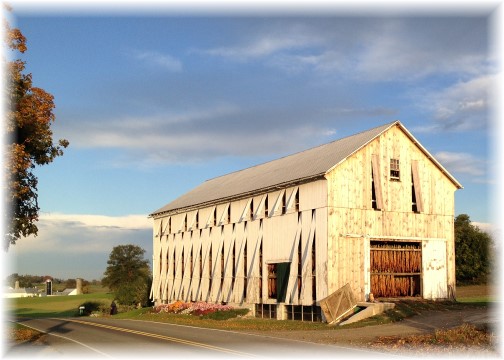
<box><xmin>3</xmin><ymin>2</ymin><xmax>501</xmax><ymax>281</ymax></box>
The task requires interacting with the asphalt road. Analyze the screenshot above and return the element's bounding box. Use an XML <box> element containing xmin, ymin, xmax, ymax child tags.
<box><xmin>6</xmin><ymin>317</ymin><xmax>397</xmax><ymax>359</ymax></box>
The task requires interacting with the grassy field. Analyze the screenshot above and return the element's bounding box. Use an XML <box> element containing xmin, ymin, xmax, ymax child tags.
<box><xmin>6</xmin><ymin>292</ymin><xmax>114</xmax><ymax>318</ymax></box>
<box><xmin>456</xmin><ymin>284</ymin><xmax>495</xmax><ymax>303</ymax></box>
<box><xmin>6</xmin><ymin>284</ymin><xmax>493</xmax><ymax>324</ymax></box>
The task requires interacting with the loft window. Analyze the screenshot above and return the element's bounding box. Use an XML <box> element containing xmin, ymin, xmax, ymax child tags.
<box><xmin>195</xmin><ymin>211</ymin><xmax>199</xmax><ymax>229</ymax></box>
<box><xmin>232</xmin><ymin>242</ymin><xmax>236</xmax><ymax>290</ymax></box>
<box><xmin>227</xmin><ymin>205</ymin><xmax>231</xmax><ymax>224</ymax></box>
<box><xmin>208</xmin><ymin>244</ymin><xmax>213</xmax><ymax>292</ymax></box>
<box><xmin>259</xmin><ymin>232</ymin><xmax>263</xmax><ymax>300</ymax></box>
<box><xmin>297</xmin><ymin>235</ymin><xmax>302</xmax><ymax>300</ymax></box>
<box><xmin>282</xmin><ymin>191</ymin><xmax>287</xmax><ymax>215</ymax></box>
<box><xmin>371</xmin><ymin>167</ymin><xmax>378</xmax><ymax>210</ymax></box>
<box><xmin>172</xmin><ymin>246</ymin><xmax>176</xmax><ymax>278</ymax></box>
<box><xmin>220</xmin><ymin>244</ymin><xmax>225</xmax><ymax>291</ymax></box>
<box><xmin>181</xmin><ymin>248</ymin><xmax>185</xmax><ymax>278</ymax></box>
<box><xmin>295</xmin><ymin>189</ymin><xmax>300</xmax><ymax>212</ymax></box>
<box><xmin>213</xmin><ymin>207</ymin><xmax>217</xmax><ymax>226</ymax></box>
<box><xmin>390</xmin><ymin>158</ymin><xmax>400</xmax><ymax>180</ymax></box>
<box><xmin>411</xmin><ymin>161</ymin><xmax>424</xmax><ymax>213</ymax></box>
<box><xmin>250</xmin><ymin>199</ymin><xmax>254</xmax><ymax>221</ymax></box>
<box><xmin>243</xmin><ymin>241</ymin><xmax>248</xmax><ymax>300</ymax></box>
<box><xmin>184</xmin><ymin>214</ymin><xmax>188</xmax><ymax>231</ymax></box>
<box><xmin>199</xmin><ymin>247</ymin><xmax>203</xmax><ymax>283</ymax></box>
<box><xmin>371</xmin><ymin>154</ymin><xmax>383</xmax><ymax>210</ymax></box>
<box><xmin>312</xmin><ymin>232</ymin><xmax>316</xmax><ymax>301</ymax></box>
<box><xmin>412</xmin><ymin>178</ymin><xmax>418</xmax><ymax>212</ymax></box>
<box><xmin>190</xmin><ymin>248</ymin><xmax>193</xmax><ymax>278</ymax></box>
<box><xmin>265</xmin><ymin>196</ymin><xmax>269</xmax><ymax>217</ymax></box>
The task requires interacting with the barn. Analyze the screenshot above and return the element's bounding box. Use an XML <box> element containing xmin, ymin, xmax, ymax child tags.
<box><xmin>150</xmin><ymin>121</ymin><xmax>462</xmax><ymax>321</ymax></box>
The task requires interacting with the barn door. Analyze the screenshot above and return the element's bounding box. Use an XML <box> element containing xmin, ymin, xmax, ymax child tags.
<box><xmin>370</xmin><ymin>240</ymin><xmax>422</xmax><ymax>297</ymax></box>
<box><xmin>267</xmin><ymin>262</ymin><xmax>291</xmax><ymax>302</ymax></box>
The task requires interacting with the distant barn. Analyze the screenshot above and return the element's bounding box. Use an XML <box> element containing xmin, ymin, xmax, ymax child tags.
<box><xmin>150</xmin><ymin>121</ymin><xmax>462</xmax><ymax>321</ymax></box>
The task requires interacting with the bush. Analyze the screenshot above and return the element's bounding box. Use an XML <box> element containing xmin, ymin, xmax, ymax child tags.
<box><xmin>78</xmin><ymin>301</ymin><xmax>104</xmax><ymax>316</ymax></box>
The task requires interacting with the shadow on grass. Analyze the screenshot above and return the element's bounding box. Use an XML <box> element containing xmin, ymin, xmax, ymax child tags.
<box><xmin>12</xmin><ymin>308</ymin><xmax>80</xmax><ymax>318</ymax></box>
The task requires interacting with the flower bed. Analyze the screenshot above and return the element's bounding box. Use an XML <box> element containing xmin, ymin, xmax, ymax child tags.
<box><xmin>153</xmin><ymin>301</ymin><xmax>234</xmax><ymax>316</ymax></box>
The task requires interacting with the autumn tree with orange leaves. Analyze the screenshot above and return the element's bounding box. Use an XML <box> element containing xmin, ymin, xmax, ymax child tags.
<box><xmin>4</xmin><ymin>13</ymin><xmax>69</xmax><ymax>249</ymax></box>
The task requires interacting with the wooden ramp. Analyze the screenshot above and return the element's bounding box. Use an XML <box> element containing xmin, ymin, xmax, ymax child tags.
<box><xmin>319</xmin><ymin>283</ymin><xmax>357</xmax><ymax>324</ymax></box>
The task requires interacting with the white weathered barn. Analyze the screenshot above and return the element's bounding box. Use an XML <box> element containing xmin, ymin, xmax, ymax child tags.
<box><xmin>150</xmin><ymin>121</ymin><xmax>462</xmax><ymax>321</ymax></box>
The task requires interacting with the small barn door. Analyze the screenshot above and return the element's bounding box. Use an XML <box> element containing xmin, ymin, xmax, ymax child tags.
<box><xmin>370</xmin><ymin>240</ymin><xmax>422</xmax><ymax>297</ymax></box>
<box><xmin>268</xmin><ymin>262</ymin><xmax>291</xmax><ymax>302</ymax></box>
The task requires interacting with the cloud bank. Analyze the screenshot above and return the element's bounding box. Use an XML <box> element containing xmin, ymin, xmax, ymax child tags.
<box><xmin>6</xmin><ymin>213</ymin><xmax>153</xmax><ymax>280</ymax></box>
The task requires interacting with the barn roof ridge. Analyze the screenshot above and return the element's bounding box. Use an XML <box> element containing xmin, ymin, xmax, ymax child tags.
<box><xmin>151</xmin><ymin>120</ymin><xmax>459</xmax><ymax>216</ymax></box>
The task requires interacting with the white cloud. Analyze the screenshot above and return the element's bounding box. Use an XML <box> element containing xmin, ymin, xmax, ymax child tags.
<box><xmin>415</xmin><ymin>75</ymin><xmax>494</xmax><ymax>132</ymax></box>
<box><xmin>59</xmin><ymin>102</ymin><xmax>344</xmax><ymax>166</ymax></box>
<box><xmin>200</xmin><ymin>25</ymin><xmax>323</xmax><ymax>61</ymax></box>
<box><xmin>40</xmin><ymin>213</ymin><xmax>151</xmax><ymax>230</ymax></box>
<box><xmin>200</xmin><ymin>19</ymin><xmax>491</xmax><ymax>82</ymax></box>
<box><xmin>62</xmin><ymin>104</ymin><xmax>240</xmax><ymax>149</ymax></box>
<box><xmin>435</xmin><ymin>151</ymin><xmax>486</xmax><ymax>177</ymax></box>
<box><xmin>6</xmin><ymin>213</ymin><xmax>153</xmax><ymax>280</ymax></box>
<box><xmin>471</xmin><ymin>222</ymin><xmax>500</xmax><ymax>243</ymax></box>
<box><xmin>10</xmin><ymin>213</ymin><xmax>152</xmax><ymax>255</ymax></box>
<box><xmin>132</xmin><ymin>50</ymin><xmax>182</xmax><ymax>72</ymax></box>
<box><xmin>354</xmin><ymin>22</ymin><xmax>489</xmax><ymax>81</ymax></box>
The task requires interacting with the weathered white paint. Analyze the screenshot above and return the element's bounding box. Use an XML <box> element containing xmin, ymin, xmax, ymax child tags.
<box><xmin>422</xmin><ymin>239</ymin><xmax>448</xmax><ymax>299</ymax></box>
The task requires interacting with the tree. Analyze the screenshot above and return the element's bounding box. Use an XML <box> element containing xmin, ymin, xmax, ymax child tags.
<box><xmin>102</xmin><ymin>245</ymin><xmax>151</xmax><ymax>306</ymax></box>
<box><xmin>3</xmin><ymin>11</ymin><xmax>69</xmax><ymax>249</ymax></box>
<box><xmin>455</xmin><ymin>214</ymin><xmax>493</xmax><ymax>284</ymax></box>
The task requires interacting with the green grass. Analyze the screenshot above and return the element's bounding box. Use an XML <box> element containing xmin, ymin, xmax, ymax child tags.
<box><xmin>7</xmin><ymin>284</ymin><xmax>492</xmax><ymax>334</ymax></box>
<box><xmin>110</xmin><ymin>285</ymin><xmax>493</xmax><ymax>332</ymax></box>
<box><xmin>456</xmin><ymin>284</ymin><xmax>495</xmax><ymax>304</ymax></box>
<box><xmin>121</xmin><ymin>310</ymin><xmax>330</xmax><ymax>331</ymax></box>
<box><xmin>7</xmin><ymin>292</ymin><xmax>114</xmax><ymax>318</ymax></box>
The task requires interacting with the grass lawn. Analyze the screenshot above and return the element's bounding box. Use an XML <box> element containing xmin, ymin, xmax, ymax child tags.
<box><xmin>7</xmin><ymin>292</ymin><xmax>114</xmax><ymax>318</ymax></box>
<box><xmin>6</xmin><ymin>284</ymin><xmax>492</xmax><ymax>330</ymax></box>
<box><xmin>456</xmin><ymin>284</ymin><xmax>495</xmax><ymax>303</ymax></box>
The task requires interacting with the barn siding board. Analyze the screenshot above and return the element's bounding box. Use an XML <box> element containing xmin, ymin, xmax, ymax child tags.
<box><xmin>151</xmin><ymin>121</ymin><xmax>460</xmax><ymax>316</ymax></box>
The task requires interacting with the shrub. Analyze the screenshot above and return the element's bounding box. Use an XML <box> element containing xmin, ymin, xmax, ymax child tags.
<box><xmin>78</xmin><ymin>301</ymin><xmax>103</xmax><ymax>316</ymax></box>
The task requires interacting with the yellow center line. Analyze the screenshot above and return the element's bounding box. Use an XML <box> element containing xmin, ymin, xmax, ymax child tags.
<box><xmin>55</xmin><ymin>318</ymin><xmax>256</xmax><ymax>357</ymax></box>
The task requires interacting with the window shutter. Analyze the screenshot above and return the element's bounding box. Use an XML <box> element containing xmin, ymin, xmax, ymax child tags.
<box><xmin>411</xmin><ymin>160</ymin><xmax>424</xmax><ymax>213</ymax></box>
<box><xmin>371</xmin><ymin>154</ymin><xmax>384</xmax><ymax>210</ymax></box>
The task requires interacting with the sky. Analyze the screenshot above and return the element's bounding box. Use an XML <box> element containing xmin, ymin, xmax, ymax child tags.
<box><xmin>2</xmin><ymin>1</ymin><xmax>502</xmax><ymax>282</ymax></box>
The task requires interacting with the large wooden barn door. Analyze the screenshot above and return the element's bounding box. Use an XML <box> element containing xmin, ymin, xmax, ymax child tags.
<box><xmin>370</xmin><ymin>240</ymin><xmax>422</xmax><ymax>298</ymax></box>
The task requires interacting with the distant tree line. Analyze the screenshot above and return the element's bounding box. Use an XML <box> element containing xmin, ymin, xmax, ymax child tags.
<box><xmin>4</xmin><ymin>273</ymin><xmax>101</xmax><ymax>290</ymax></box>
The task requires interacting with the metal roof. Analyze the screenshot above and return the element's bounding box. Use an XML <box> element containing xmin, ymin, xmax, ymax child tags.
<box><xmin>151</xmin><ymin>121</ymin><xmax>461</xmax><ymax>216</ymax></box>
